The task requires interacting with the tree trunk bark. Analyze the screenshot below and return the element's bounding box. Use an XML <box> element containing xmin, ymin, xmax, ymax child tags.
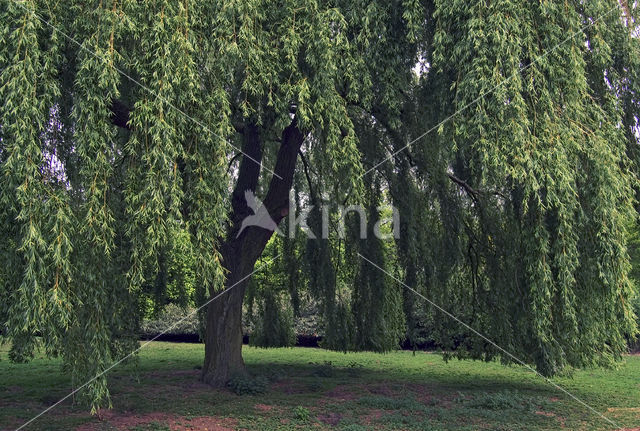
<box><xmin>200</xmin><ymin>247</ymin><xmax>250</xmax><ymax>385</ymax></box>
<box><xmin>200</xmin><ymin>120</ymin><xmax>304</xmax><ymax>385</ymax></box>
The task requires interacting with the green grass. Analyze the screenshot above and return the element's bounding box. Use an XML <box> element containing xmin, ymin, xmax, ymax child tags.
<box><xmin>1</xmin><ymin>342</ymin><xmax>639</xmax><ymax>430</ymax></box>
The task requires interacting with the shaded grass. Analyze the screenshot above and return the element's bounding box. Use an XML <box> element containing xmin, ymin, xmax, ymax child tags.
<box><xmin>1</xmin><ymin>342</ymin><xmax>639</xmax><ymax>430</ymax></box>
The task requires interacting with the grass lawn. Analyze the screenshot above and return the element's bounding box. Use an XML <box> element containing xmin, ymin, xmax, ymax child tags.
<box><xmin>1</xmin><ymin>342</ymin><xmax>639</xmax><ymax>430</ymax></box>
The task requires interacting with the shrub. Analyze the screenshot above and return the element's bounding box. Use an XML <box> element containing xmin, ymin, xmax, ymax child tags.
<box><xmin>140</xmin><ymin>303</ymin><xmax>199</xmax><ymax>337</ymax></box>
<box><xmin>293</xmin><ymin>406</ymin><xmax>311</xmax><ymax>421</ymax></box>
<box><xmin>226</xmin><ymin>373</ymin><xmax>268</xmax><ymax>395</ymax></box>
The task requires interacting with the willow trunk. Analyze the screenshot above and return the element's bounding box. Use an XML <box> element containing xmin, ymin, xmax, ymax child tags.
<box><xmin>200</xmin><ymin>121</ymin><xmax>303</xmax><ymax>385</ymax></box>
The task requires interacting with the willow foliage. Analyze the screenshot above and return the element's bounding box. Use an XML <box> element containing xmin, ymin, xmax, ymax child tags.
<box><xmin>0</xmin><ymin>0</ymin><xmax>638</xmax><ymax>410</ymax></box>
<box><xmin>412</xmin><ymin>0</ymin><xmax>640</xmax><ymax>373</ymax></box>
<box><xmin>0</xmin><ymin>0</ymin><xmax>231</xmax><ymax>408</ymax></box>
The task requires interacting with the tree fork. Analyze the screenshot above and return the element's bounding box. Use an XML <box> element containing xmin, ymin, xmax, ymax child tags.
<box><xmin>108</xmin><ymin>102</ymin><xmax>305</xmax><ymax>385</ymax></box>
<box><xmin>200</xmin><ymin>120</ymin><xmax>304</xmax><ymax>385</ymax></box>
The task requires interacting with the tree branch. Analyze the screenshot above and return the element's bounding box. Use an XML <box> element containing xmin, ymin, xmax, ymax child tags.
<box><xmin>230</xmin><ymin>122</ymin><xmax>263</xmax><ymax>226</ymax></box>
<box><xmin>226</xmin><ymin>152</ymin><xmax>243</xmax><ymax>174</ymax></box>
<box><xmin>448</xmin><ymin>174</ymin><xmax>479</xmax><ymax>201</ymax></box>
<box><xmin>447</xmin><ymin>174</ymin><xmax>508</xmax><ymax>202</ymax></box>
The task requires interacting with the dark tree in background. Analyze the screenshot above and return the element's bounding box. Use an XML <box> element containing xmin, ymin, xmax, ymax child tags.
<box><xmin>0</xmin><ymin>0</ymin><xmax>639</xmax><ymax>409</ymax></box>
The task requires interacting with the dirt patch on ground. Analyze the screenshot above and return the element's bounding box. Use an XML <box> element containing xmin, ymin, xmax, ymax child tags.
<box><xmin>407</xmin><ymin>384</ymin><xmax>457</xmax><ymax>409</ymax></box>
<box><xmin>75</xmin><ymin>411</ymin><xmax>236</xmax><ymax>431</ymax></box>
<box><xmin>360</xmin><ymin>409</ymin><xmax>385</xmax><ymax>425</ymax></box>
<box><xmin>254</xmin><ymin>403</ymin><xmax>273</xmax><ymax>412</ymax></box>
<box><xmin>317</xmin><ymin>411</ymin><xmax>342</xmax><ymax>426</ymax></box>
<box><xmin>323</xmin><ymin>385</ymin><xmax>359</xmax><ymax>401</ymax></box>
<box><xmin>365</xmin><ymin>384</ymin><xmax>396</xmax><ymax>397</ymax></box>
<box><xmin>607</xmin><ymin>407</ymin><xmax>640</xmax><ymax>412</ymax></box>
<box><xmin>113</xmin><ymin>370</ymin><xmax>212</xmax><ymax>401</ymax></box>
<box><xmin>169</xmin><ymin>416</ymin><xmax>237</xmax><ymax>431</ymax></box>
<box><xmin>534</xmin><ymin>410</ymin><xmax>566</xmax><ymax>428</ymax></box>
<box><xmin>76</xmin><ymin>410</ymin><xmax>173</xmax><ymax>430</ymax></box>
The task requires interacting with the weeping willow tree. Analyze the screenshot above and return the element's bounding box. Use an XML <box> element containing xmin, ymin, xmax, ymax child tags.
<box><xmin>1</xmin><ymin>0</ymin><xmax>639</xmax><ymax>410</ymax></box>
<box><xmin>412</xmin><ymin>0</ymin><xmax>640</xmax><ymax>374</ymax></box>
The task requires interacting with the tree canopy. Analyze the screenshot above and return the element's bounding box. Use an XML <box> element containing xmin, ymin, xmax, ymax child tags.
<box><xmin>1</xmin><ymin>0</ymin><xmax>639</xmax><ymax>410</ymax></box>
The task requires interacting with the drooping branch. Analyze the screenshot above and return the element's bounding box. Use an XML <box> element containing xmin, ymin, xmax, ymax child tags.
<box><xmin>447</xmin><ymin>174</ymin><xmax>508</xmax><ymax>202</ymax></box>
<box><xmin>448</xmin><ymin>174</ymin><xmax>479</xmax><ymax>202</ymax></box>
